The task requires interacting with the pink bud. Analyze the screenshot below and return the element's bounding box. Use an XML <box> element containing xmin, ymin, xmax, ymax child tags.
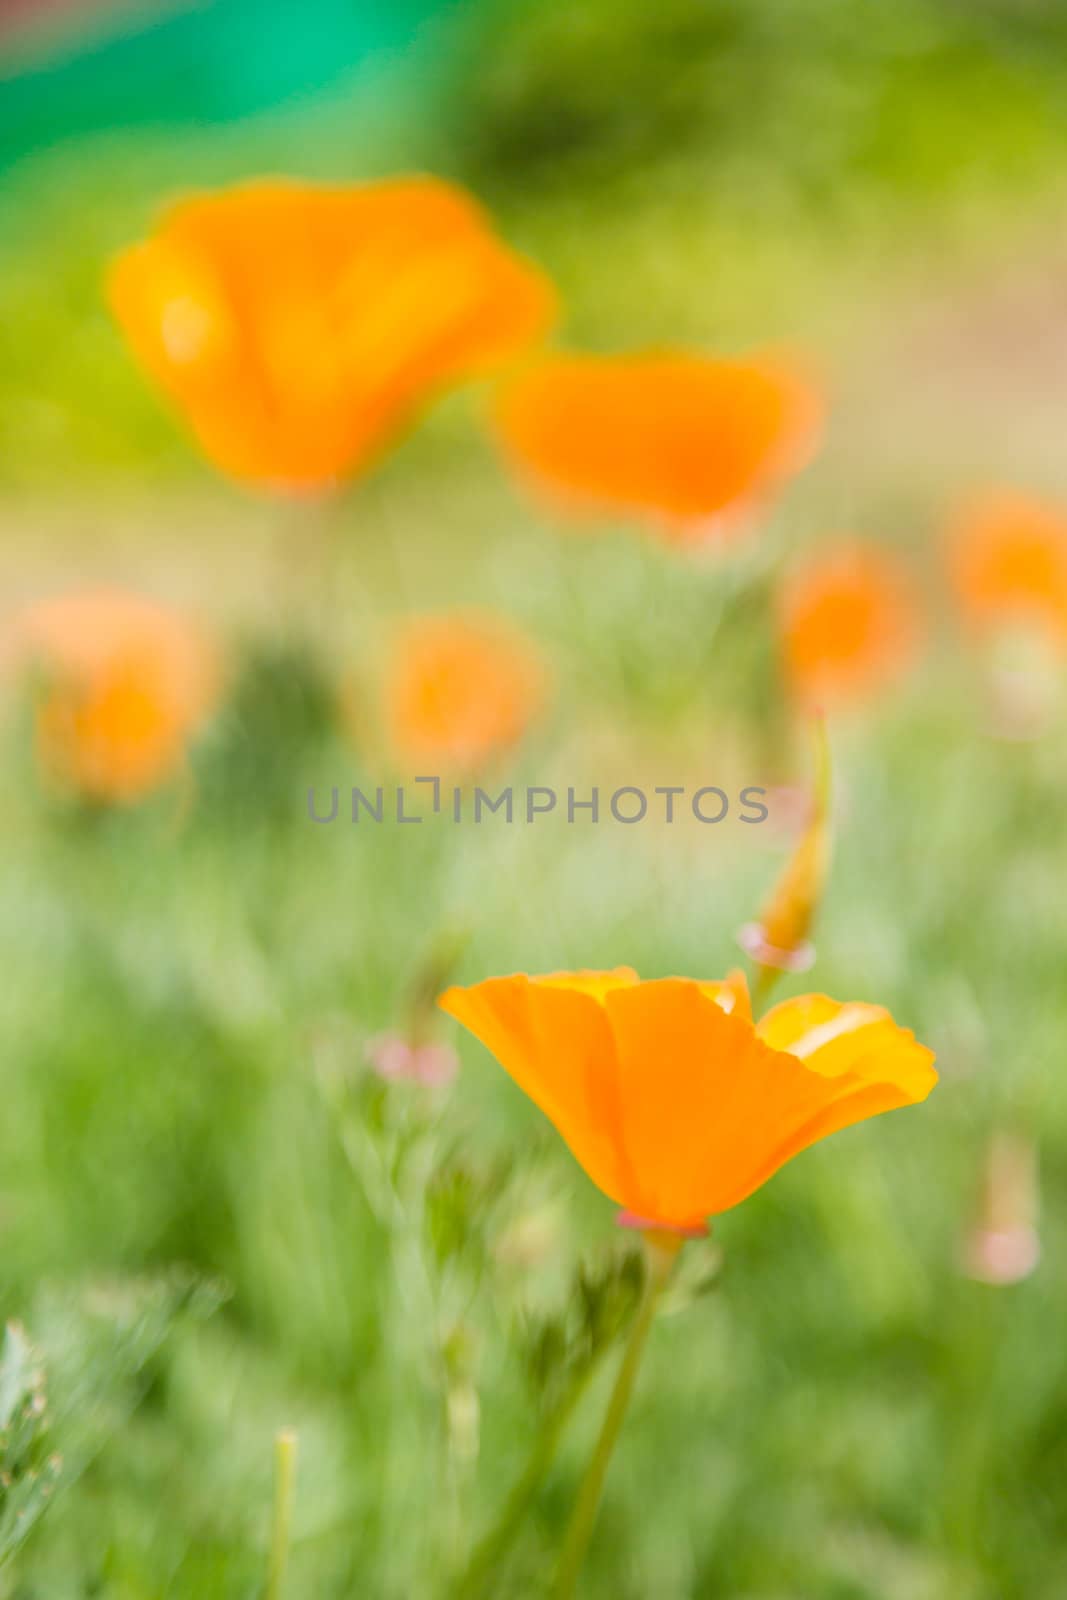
<box><xmin>366</xmin><ymin>1032</ymin><xmax>459</xmax><ymax>1088</ymax></box>
<box><xmin>962</xmin><ymin>1131</ymin><xmax>1040</xmax><ymax>1286</ymax></box>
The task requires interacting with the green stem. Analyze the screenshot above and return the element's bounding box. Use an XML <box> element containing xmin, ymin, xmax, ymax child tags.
<box><xmin>265</xmin><ymin>1429</ymin><xmax>298</xmax><ymax>1600</ymax></box>
<box><xmin>749</xmin><ymin>961</ymin><xmax>781</xmax><ymax>1017</ymax></box>
<box><xmin>553</xmin><ymin>1236</ymin><xmax>678</xmax><ymax>1600</ymax></box>
<box><xmin>455</xmin><ymin>1368</ymin><xmax>592</xmax><ymax>1600</ymax></box>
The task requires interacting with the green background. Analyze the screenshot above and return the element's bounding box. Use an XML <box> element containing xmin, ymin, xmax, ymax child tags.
<box><xmin>2</xmin><ymin>2</ymin><xmax>1067</xmax><ymax>1595</ymax></box>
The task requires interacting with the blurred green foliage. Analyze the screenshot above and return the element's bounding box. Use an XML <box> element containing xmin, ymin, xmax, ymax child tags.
<box><xmin>0</xmin><ymin>1321</ymin><xmax>58</xmax><ymax>1567</ymax></box>
<box><xmin>1</xmin><ymin>607</ymin><xmax>1066</xmax><ymax>1595</ymax></box>
<box><xmin>4</xmin><ymin>0</ymin><xmax>1067</xmax><ymax>486</ymax></box>
<box><xmin>463</xmin><ymin>0</ymin><xmax>1067</xmax><ymax>200</ymax></box>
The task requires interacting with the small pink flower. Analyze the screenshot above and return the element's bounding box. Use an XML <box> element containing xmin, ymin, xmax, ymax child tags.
<box><xmin>366</xmin><ymin>1032</ymin><xmax>459</xmax><ymax>1088</ymax></box>
<box><xmin>961</xmin><ymin>1131</ymin><xmax>1040</xmax><ymax>1286</ymax></box>
<box><xmin>964</xmin><ymin>1227</ymin><xmax>1040</xmax><ymax>1286</ymax></box>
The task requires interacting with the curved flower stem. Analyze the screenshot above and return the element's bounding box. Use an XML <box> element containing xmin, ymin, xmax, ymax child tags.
<box><xmin>266</xmin><ymin>1428</ymin><xmax>298</xmax><ymax>1600</ymax></box>
<box><xmin>455</xmin><ymin>1374</ymin><xmax>589</xmax><ymax>1600</ymax></box>
<box><xmin>553</xmin><ymin>1234</ymin><xmax>680</xmax><ymax>1600</ymax></box>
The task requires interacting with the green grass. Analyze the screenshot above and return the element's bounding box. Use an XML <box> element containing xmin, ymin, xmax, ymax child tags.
<box><xmin>2</xmin><ymin>544</ymin><xmax>1067</xmax><ymax>1597</ymax></box>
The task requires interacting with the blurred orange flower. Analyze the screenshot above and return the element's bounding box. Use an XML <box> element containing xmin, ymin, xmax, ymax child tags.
<box><xmin>8</xmin><ymin>589</ymin><xmax>218</xmax><ymax>803</ymax></box>
<box><xmin>110</xmin><ymin>177</ymin><xmax>555</xmax><ymax>492</ymax></box>
<box><xmin>385</xmin><ymin>613</ymin><xmax>547</xmax><ymax>775</ymax></box>
<box><xmin>439</xmin><ymin>970</ymin><xmax>935</xmax><ymax>1231</ymax></box>
<box><xmin>492</xmin><ymin>350</ymin><xmax>821</xmax><ymax>543</ymax></box>
<box><xmin>780</xmin><ymin>543</ymin><xmax>921</xmax><ymax>708</ymax></box>
<box><xmin>946</xmin><ymin>489</ymin><xmax>1067</xmax><ymax>645</ymax></box>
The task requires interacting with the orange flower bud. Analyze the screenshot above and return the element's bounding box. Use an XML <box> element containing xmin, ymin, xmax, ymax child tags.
<box><xmin>739</xmin><ymin>717</ymin><xmax>831</xmax><ymax>987</ymax></box>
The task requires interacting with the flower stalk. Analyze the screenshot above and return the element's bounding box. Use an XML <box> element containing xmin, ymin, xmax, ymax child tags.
<box><xmin>456</xmin><ymin>1375</ymin><xmax>587</xmax><ymax>1600</ymax></box>
<box><xmin>553</xmin><ymin>1232</ymin><xmax>681</xmax><ymax>1599</ymax></box>
<box><xmin>265</xmin><ymin>1428</ymin><xmax>298</xmax><ymax>1600</ymax></box>
<box><xmin>740</xmin><ymin>713</ymin><xmax>832</xmax><ymax>1009</ymax></box>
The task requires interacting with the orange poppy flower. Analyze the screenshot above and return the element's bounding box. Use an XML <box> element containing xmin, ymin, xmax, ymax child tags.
<box><xmin>439</xmin><ymin>970</ymin><xmax>935</xmax><ymax>1231</ymax></box>
<box><xmin>110</xmin><ymin>177</ymin><xmax>555</xmax><ymax>492</ymax></box>
<box><xmin>9</xmin><ymin>588</ymin><xmax>218</xmax><ymax>803</ymax></box>
<box><xmin>779</xmin><ymin>543</ymin><xmax>921</xmax><ymax>708</ymax></box>
<box><xmin>492</xmin><ymin>350</ymin><xmax>822</xmax><ymax>542</ymax></box>
<box><xmin>945</xmin><ymin>489</ymin><xmax>1067</xmax><ymax>645</ymax></box>
<box><xmin>385</xmin><ymin>613</ymin><xmax>547</xmax><ymax>774</ymax></box>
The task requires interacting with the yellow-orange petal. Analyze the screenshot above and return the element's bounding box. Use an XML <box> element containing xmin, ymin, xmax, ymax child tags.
<box><xmin>750</xmin><ymin>993</ymin><xmax>938</xmax><ymax>1187</ymax></box>
<box><xmin>438</xmin><ymin>976</ymin><xmax>631</xmax><ymax>1203</ymax></box>
<box><xmin>535</xmin><ymin>968</ymin><xmax>641</xmax><ymax>1001</ymax></box>
<box><xmin>110</xmin><ymin>176</ymin><xmax>556</xmax><ymax>491</ymax></box>
<box><xmin>697</xmin><ymin>968</ymin><xmax>752</xmax><ymax>1020</ymax></box>
<box><xmin>756</xmin><ymin>993</ymin><xmax>931</xmax><ymax>1083</ymax></box>
<box><xmin>779</xmin><ymin>543</ymin><xmax>922</xmax><ymax>708</ymax></box>
<box><xmin>492</xmin><ymin>350</ymin><xmax>821</xmax><ymax>531</ymax></box>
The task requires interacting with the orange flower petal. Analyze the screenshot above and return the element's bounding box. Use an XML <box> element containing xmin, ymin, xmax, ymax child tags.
<box><xmin>437</xmin><ymin>975</ymin><xmax>631</xmax><ymax>1204</ymax></box>
<box><xmin>602</xmin><ymin>979</ymin><xmax>790</xmax><ymax>1224</ymax></box>
<box><xmin>384</xmin><ymin>612</ymin><xmax>547</xmax><ymax>775</ymax></box>
<box><xmin>779</xmin><ymin>543</ymin><xmax>921</xmax><ymax>708</ymax></box>
<box><xmin>537</xmin><ymin>968</ymin><xmax>641</xmax><ymax>1000</ymax></box>
<box><xmin>441</xmin><ymin>972</ymin><xmax>936</xmax><ymax>1231</ymax></box>
<box><xmin>946</xmin><ymin>489</ymin><xmax>1067</xmax><ymax>644</ymax></box>
<box><xmin>109</xmin><ymin>234</ymin><xmax>278</xmax><ymax>487</ymax></box>
<box><xmin>697</xmin><ymin>968</ymin><xmax>752</xmax><ymax>1020</ymax></box>
<box><xmin>110</xmin><ymin>177</ymin><xmax>555</xmax><ymax>491</ymax></box>
<box><xmin>9</xmin><ymin>588</ymin><xmax>218</xmax><ymax>803</ymax></box>
<box><xmin>750</xmin><ymin>993</ymin><xmax>938</xmax><ymax>1192</ymax></box>
<box><xmin>493</xmin><ymin>350</ymin><xmax>821</xmax><ymax>533</ymax></box>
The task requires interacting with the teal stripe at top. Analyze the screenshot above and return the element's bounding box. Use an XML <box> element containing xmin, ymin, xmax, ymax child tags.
<box><xmin>0</xmin><ymin>0</ymin><xmax>455</xmax><ymax>164</ymax></box>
